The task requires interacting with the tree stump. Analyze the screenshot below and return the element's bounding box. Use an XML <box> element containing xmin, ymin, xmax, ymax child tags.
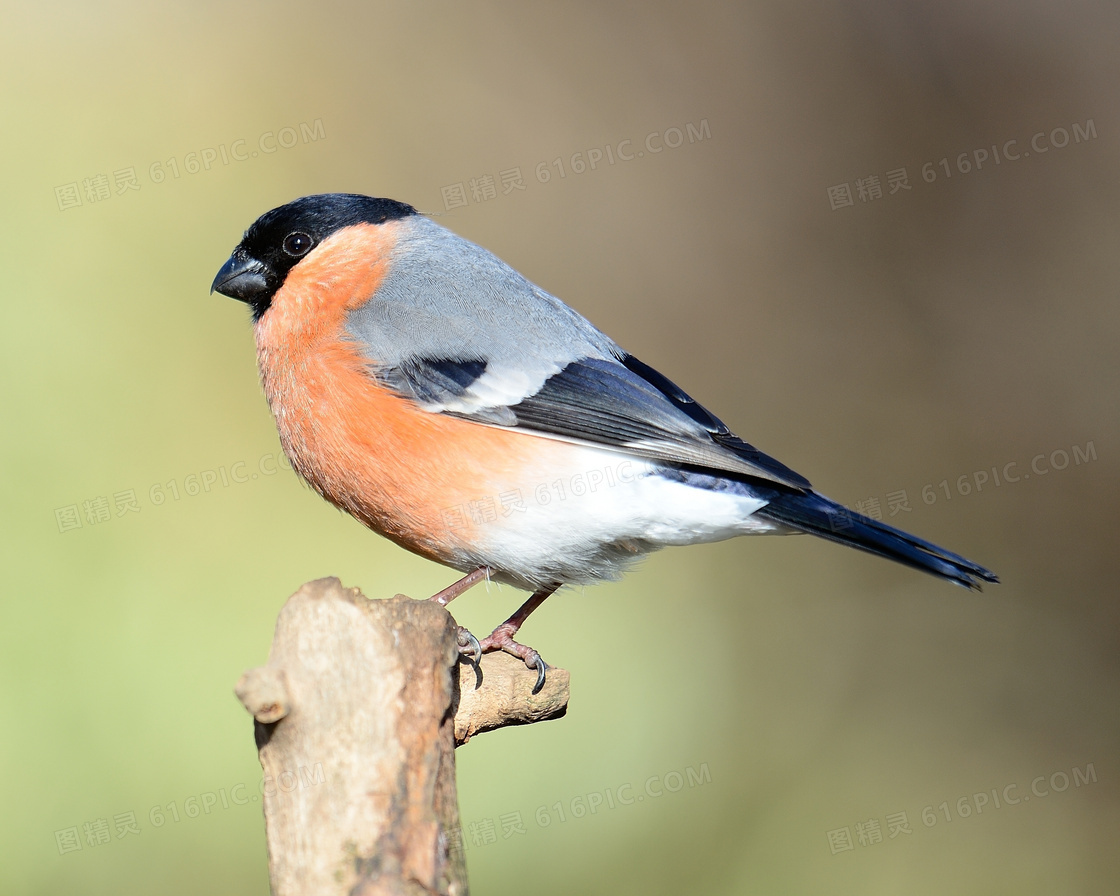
<box><xmin>234</xmin><ymin>577</ymin><xmax>569</xmax><ymax>896</ymax></box>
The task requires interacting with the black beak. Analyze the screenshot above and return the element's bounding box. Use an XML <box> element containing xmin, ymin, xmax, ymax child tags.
<box><xmin>211</xmin><ymin>250</ymin><xmax>270</xmax><ymax>303</ymax></box>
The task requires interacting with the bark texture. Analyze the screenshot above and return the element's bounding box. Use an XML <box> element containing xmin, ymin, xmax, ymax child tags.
<box><xmin>235</xmin><ymin>577</ymin><xmax>569</xmax><ymax>896</ymax></box>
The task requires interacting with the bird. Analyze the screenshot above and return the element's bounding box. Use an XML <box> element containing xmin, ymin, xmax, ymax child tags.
<box><xmin>212</xmin><ymin>193</ymin><xmax>998</xmax><ymax>691</ymax></box>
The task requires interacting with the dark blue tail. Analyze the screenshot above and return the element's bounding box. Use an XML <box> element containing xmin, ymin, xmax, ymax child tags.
<box><xmin>755</xmin><ymin>490</ymin><xmax>999</xmax><ymax>590</ymax></box>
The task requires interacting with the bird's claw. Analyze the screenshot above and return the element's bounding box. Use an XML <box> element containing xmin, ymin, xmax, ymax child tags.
<box><xmin>456</xmin><ymin>625</ymin><xmax>545</xmax><ymax>689</ymax></box>
<box><xmin>526</xmin><ymin>651</ymin><xmax>548</xmax><ymax>694</ymax></box>
<box><xmin>455</xmin><ymin>626</ymin><xmax>482</xmax><ymax>663</ymax></box>
<box><xmin>477</xmin><ymin>628</ymin><xmax>548</xmax><ymax>693</ymax></box>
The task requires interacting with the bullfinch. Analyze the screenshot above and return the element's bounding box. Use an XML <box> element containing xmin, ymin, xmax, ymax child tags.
<box><xmin>212</xmin><ymin>193</ymin><xmax>998</xmax><ymax>691</ymax></box>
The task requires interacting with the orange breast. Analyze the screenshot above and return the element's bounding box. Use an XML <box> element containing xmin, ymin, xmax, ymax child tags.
<box><xmin>251</xmin><ymin>220</ymin><xmax>572</xmax><ymax>564</ymax></box>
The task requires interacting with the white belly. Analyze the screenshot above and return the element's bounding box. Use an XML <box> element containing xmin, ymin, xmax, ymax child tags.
<box><xmin>452</xmin><ymin>443</ymin><xmax>783</xmax><ymax>590</ymax></box>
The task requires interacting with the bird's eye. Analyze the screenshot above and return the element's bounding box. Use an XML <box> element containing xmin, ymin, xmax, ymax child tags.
<box><xmin>282</xmin><ymin>232</ymin><xmax>314</xmax><ymax>257</ymax></box>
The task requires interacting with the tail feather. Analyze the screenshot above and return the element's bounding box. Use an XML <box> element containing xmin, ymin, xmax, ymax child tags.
<box><xmin>754</xmin><ymin>490</ymin><xmax>999</xmax><ymax>590</ymax></box>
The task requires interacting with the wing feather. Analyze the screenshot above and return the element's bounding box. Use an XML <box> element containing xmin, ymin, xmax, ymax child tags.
<box><xmin>375</xmin><ymin>352</ymin><xmax>811</xmax><ymax>490</ymax></box>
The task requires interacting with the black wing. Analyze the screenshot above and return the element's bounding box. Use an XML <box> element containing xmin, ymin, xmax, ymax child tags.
<box><xmin>375</xmin><ymin>351</ymin><xmax>811</xmax><ymax>490</ymax></box>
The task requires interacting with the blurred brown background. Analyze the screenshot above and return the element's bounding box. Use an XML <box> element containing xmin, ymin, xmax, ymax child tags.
<box><xmin>2</xmin><ymin>1</ymin><xmax>1116</xmax><ymax>893</ymax></box>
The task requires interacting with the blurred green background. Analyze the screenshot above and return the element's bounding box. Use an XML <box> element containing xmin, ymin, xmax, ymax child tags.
<box><xmin>2</xmin><ymin>1</ymin><xmax>1117</xmax><ymax>893</ymax></box>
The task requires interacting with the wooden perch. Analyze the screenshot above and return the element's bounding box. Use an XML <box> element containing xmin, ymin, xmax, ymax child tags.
<box><xmin>234</xmin><ymin>577</ymin><xmax>569</xmax><ymax>896</ymax></box>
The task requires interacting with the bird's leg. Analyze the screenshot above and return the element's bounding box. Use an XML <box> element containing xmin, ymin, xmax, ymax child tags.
<box><xmin>429</xmin><ymin>567</ymin><xmax>492</xmax><ymax>662</ymax></box>
<box><xmin>478</xmin><ymin>585</ymin><xmax>558</xmax><ymax>694</ymax></box>
<box><xmin>430</xmin><ymin>566</ymin><xmax>491</xmax><ymax>606</ymax></box>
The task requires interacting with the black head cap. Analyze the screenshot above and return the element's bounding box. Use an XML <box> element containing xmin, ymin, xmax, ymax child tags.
<box><xmin>211</xmin><ymin>193</ymin><xmax>417</xmax><ymax>320</ymax></box>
